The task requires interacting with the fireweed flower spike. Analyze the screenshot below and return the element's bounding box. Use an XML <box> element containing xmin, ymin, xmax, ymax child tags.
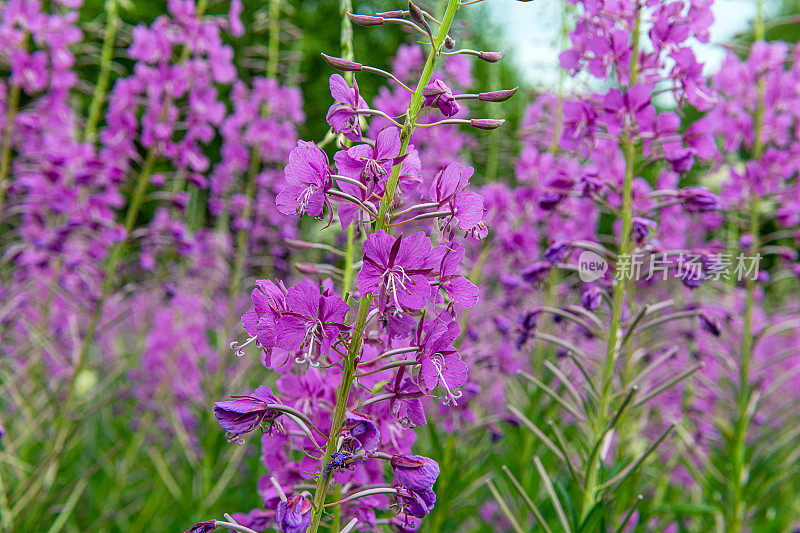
<box><xmin>208</xmin><ymin>1</ymin><xmax>511</xmax><ymax>531</ymax></box>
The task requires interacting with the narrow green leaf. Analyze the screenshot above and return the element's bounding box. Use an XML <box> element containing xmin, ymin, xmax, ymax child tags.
<box><xmin>45</xmin><ymin>478</ymin><xmax>88</xmax><ymax>533</ymax></box>
<box><xmin>599</xmin><ymin>424</ymin><xmax>675</xmax><ymax>491</ymax></box>
<box><xmin>485</xmin><ymin>478</ymin><xmax>527</xmax><ymax>533</ymax></box>
<box><xmin>534</xmin><ymin>456</ymin><xmax>572</xmax><ymax>533</ymax></box>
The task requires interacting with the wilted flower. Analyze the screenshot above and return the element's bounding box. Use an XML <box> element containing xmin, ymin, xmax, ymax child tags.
<box><xmin>391</xmin><ymin>454</ymin><xmax>440</xmax><ymax>494</ymax></box>
<box><xmin>276</xmin><ymin>495</ymin><xmax>313</xmax><ymax>533</ymax></box>
<box><xmin>213</xmin><ymin>386</ymin><xmax>282</xmax><ymax>441</ymax></box>
<box><xmin>345</xmin><ymin>412</ymin><xmax>381</xmax><ymax>451</ymax></box>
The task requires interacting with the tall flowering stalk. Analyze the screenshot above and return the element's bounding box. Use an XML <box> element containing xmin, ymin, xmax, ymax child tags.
<box><xmin>190</xmin><ymin>1</ymin><xmax>517</xmax><ymax>532</ymax></box>
<box><xmin>484</xmin><ymin>0</ymin><xmax>726</xmax><ymax>528</ymax></box>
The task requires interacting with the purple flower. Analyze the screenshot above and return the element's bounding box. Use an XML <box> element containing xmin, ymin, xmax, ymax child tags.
<box><xmin>277</xmin><ymin>141</ymin><xmax>332</xmax><ymax>218</ymax></box>
<box><xmin>544</xmin><ymin>241</ymin><xmax>570</xmax><ymax>263</ymax></box>
<box><xmin>415</xmin><ymin>316</ymin><xmax>468</xmax><ymax>403</ymax></box>
<box><xmin>678</xmin><ymin>187</ymin><xmax>720</xmax><ymax>213</ymax></box>
<box><xmin>326</xmin><ymin>74</ymin><xmax>368</xmax><ymax>141</ymax></box>
<box><xmin>11</xmin><ymin>50</ymin><xmax>48</xmax><ymax>94</ymax></box>
<box><xmin>241</xmin><ymin>279</ymin><xmax>289</xmax><ymax>362</ymax></box>
<box><xmin>516</xmin><ymin>308</ymin><xmax>541</xmax><ymax>350</ymax></box>
<box><xmin>334</xmin><ymin>127</ymin><xmax>402</xmax><ymax>185</ymax></box>
<box><xmin>276</xmin><ymin>495</ymin><xmax>313</xmax><ymax>533</ymax></box>
<box><xmin>521</xmin><ymin>262</ymin><xmax>552</xmax><ymax>284</ymax></box>
<box><xmin>428</xmin><ymin>163</ymin><xmax>485</xmax><ymax>235</ymax></box>
<box><xmin>391</xmin><ymin>454</ymin><xmax>440</xmax><ymax>494</ymax></box>
<box><xmin>600</xmin><ymin>84</ymin><xmax>656</xmax><ymax>137</ymax></box>
<box><xmin>422</xmin><ymin>79</ymin><xmax>460</xmax><ymax>117</ymax></box>
<box><xmin>581</xmin><ymin>286</ymin><xmax>603</xmax><ymax>311</ymax></box>
<box><xmin>345</xmin><ymin>412</ymin><xmax>381</xmax><ymax>451</ymax></box>
<box><xmin>229</xmin><ymin>509</ymin><xmax>272</xmax><ymax>531</ymax></box>
<box><xmin>433</xmin><ymin>242</ymin><xmax>479</xmax><ymax>308</ymax></box>
<box><xmin>699</xmin><ymin>310</ymin><xmax>722</xmax><ymax>337</ymax></box>
<box><xmin>388</xmin><ymin>378</ymin><xmax>427</xmax><ymax>427</ymax></box>
<box><xmin>357</xmin><ymin>231</ymin><xmax>435</xmax><ymax>311</ymax></box>
<box><xmin>274</xmin><ymin>280</ymin><xmax>350</xmax><ymax>360</ymax></box>
<box><xmin>631</xmin><ymin>217</ymin><xmax>656</xmax><ymax>247</ymax></box>
<box><xmin>214</xmin><ymin>385</ymin><xmax>282</xmax><ymax>440</ymax></box>
<box><xmin>185</xmin><ymin>520</ymin><xmax>216</xmax><ymax>533</ymax></box>
<box><xmin>395</xmin><ymin>486</ymin><xmax>436</xmax><ymax>518</ymax></box>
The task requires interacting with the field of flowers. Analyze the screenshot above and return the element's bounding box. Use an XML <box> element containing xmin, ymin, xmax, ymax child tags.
<box><xmin>2</xmin><ymin>0</ymin><xmax>800</xmax><ymax>531</ymax></box>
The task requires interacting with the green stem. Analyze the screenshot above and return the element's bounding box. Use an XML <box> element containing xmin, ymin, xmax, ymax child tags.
<box><xmin>83</xmin><ymin>0</ymin><xmax>119</xmax><ymax>144</ymax></box>
<box><xmin>580</xmin><ymin>4</ymin><xmax>640</xmax><ymax>520</ymax></box>
<box><xmin>729</xmin><ymin>7</ymin><xmax>765</xmax><ymax>527</ymax></box>
<box><xmin>339</xmin><ymin>0</ymin><xmax>356</xmax><ymax>303</ymax></box>
<box><xmin>306</xmin><ymin>3</ymin><xmax>461</xmax><ymax>531</ymax></box>
<box><xmin>0</xmin><ymin>83</ymin><xmax>21</xmax><ymax>223</ymax></box>
<box><xmin>267</xmin><ymin>0</ymin><xmax>281</xmax><ymax>79</ymax></box>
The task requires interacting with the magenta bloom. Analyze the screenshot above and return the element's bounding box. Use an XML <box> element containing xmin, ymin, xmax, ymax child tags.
<box><xmin>344</xmin><ymin>412</ymin><xmax>381</xmax><ymax>451</ymax></box>
<box><xmin>276</xmin><ymin>494</ymin><xmax>313</xmax><ymax>533</ymax></box>
<box><xmin>334</xmin><ymin>126</ymin><xmax>402</xmax><ymax>184</ymax></box>
<box><xmin>391</xmin><ymin>454</ymin><xmax>440</xmax><ymax>494</ymax></box>
<box><xmin>422</xmin><ymin>79</ymin><xmax>460</xmax><ymax>117</ymax></box>
<box><xmin>600</xmin><ymin>84</ymin><xmax>656</xmax><ymax>136</ymax></box>
<box><xmin>326</xmin><ymin>74</ymin><xmax>368</xmax><ymax>142</ymax></box>
<box><xmin>357</xmin><ymin>231</ymin><xmax>435</xmax><ymax>311</ymax></box>
<box><xmin>429</xmin><ymin>162</ymin><xmax>485</xmax><ymax>235</ymax></box>
<box><xmin>415</xmin><ymin>316</ymin><xmax>468</xmax><ymax>402</ymax></box>
<box><xmin>11</xmin><ymin>49</ymin><xmax>48</xmax><ymax>94</ymax></box>
<box><xmin>241</xmin><ymin>279</ymin><xmax>288</xmax><ymax>362</ymax></box>
<box><xmin>277</xmin><ymin>141</ymin><xmax>332</xmax><ymax>218</ymax></box>
<box><xmin>395</xmin><ymin>486</ymin><xmax>436</xmax><ymax>518</ymax></box>
<box><xmin>433</xmin><ymin>242</ymin><xmax>479</xmax><ymax>308</ymax></box>
<box><xmin>678</xmin><ymin>186</ymin><xmax>720</xmax><ymax>213</ymax></box>
<box><xmin>388</xmin><ymin>378</ymin><xmax>427</xmax><ymax>427</ymax></box>
<box><xmin>214</xmin><ymin>385</ymin><xmax>281</xmax><ymax>440</ymax></box>
<box><xmin>274</xmin><ymin>280</ymin><xmax>350</xmax><ymax>359</ymax></box>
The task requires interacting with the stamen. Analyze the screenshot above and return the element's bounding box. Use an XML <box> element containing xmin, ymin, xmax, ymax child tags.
<box><xmin>230</xmin><ymin>335</ymin><xmax>257</xmax><ymax>357</ymax></box>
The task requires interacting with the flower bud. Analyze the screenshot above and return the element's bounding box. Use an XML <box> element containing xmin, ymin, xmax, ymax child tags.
<box><xmin>478</xmin><ymin>50</ymin><xmax>504</xmax><ymax>62</ymax></box>
<box><xmin>376</xmin><ymin>10</ymin><xmax>404</xmax><ymax>18</ymax></box>
<box><xmin>678</xmin><ymin>186</ymin><xmax>720</xmax><ymax>213</ymax></box>
<box><xmin>478</xmin><ymin>87</ymin><xmax>519</xmax><ymax>102</ymax></box>
<box><xmin>444</xmin><ymin>36</ymin><xmax>456</xmax><ymax>49</ymax></box>
<box><xmin>321</xmin><ymin>53</ymin><xmax>363</xmax><ymax>72</ymax></box>
<box><xmin>470</xmin><ymin>118</ymin><xmax>505</xmax><ymax>130</ymax></box>
<box><xmin>407</xmin><ymin>1</ymin><xmax>426</xmax><ymax>25</ymax></box>
<box><xmin>185</xmin><ymin>521</ymin><xmax>216</xmax><ymax>533</ymax></box>
<box><xmin>348</xmin><ymin>13</ymin><xmax>384</xmax><ymax>26</ymax></box>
